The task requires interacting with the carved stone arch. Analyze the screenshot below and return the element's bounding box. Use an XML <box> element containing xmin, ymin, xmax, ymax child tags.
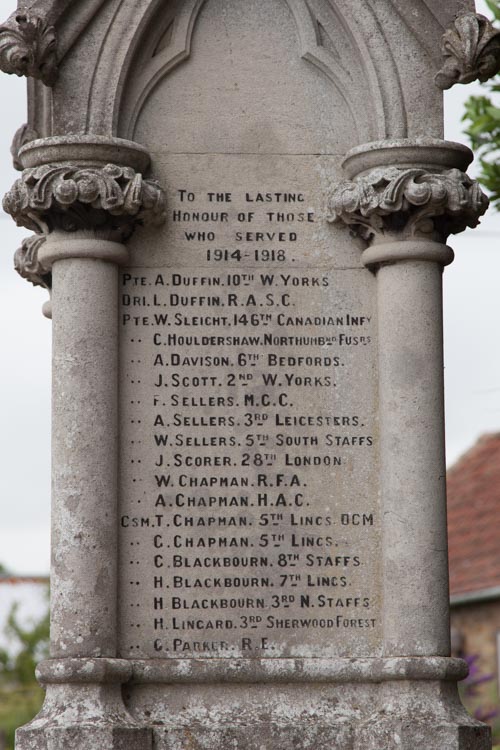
<box><xmin>315</xmin><ymin>0</ymin><xmax>409</xmax><ymax>139</ymax></box>
<box><xmin>387</xmin><ymin>0</ymin><xmax>474</xmax><ymax>62</ymax></box>
<box><xmin>35</xmin><ymin>0</ymin><xmax>396</xmax><ymax>141</ymax></box>
<box><xmin>81</xmin><ymin>0</ymin><xmax>407</xmax><ymax>144</ymax></box>
<box><xmin>55</xmin><ymin>0</ymin><xmax>109</xmax><ymax>62</ymax></box>
<box><xmin>116</xmin><ymin>0</ymin><xmax>409</xmax><ymax>143</ymax></box>
<box><xmin>334</xmin><ymin>0</ymin><xmax>408</xmax><ymax>139</ymax></box>
<box><xmin>74</xmin><ymin>0</ymin><xmax>199</xmax><ymax>136</ymax></box>
<box><xmin>5</xmin><ymin>0</ymin><xmax>109</xmax><ymax>60</ymax></box>
<box><xmin>18</xmin><ymin>0</ymin><xmax>110</xmax><ymax>137</ymax></box>
<box><xmin>7</xmin><ymin>0</ymin><xmax>466</xmax><ymax>141</ymax></box>
<box><xmin>277</xmin><ymin>0</ymin><xmax>389</xmax><ymax>143</ymax></box>
<box><xmin>23</xmin><ymin>0</ymin><xmax>156</xmax><ymax>137</ymax></box>
<box><xmin>81</xmin><ymin>0</ymin><xmax>156</xmax><ymax>135</ymax></box>
<box><xmin>114</xmin><ymin>0</ymin><xmax>208</xmax><ymax>140</ymax></box>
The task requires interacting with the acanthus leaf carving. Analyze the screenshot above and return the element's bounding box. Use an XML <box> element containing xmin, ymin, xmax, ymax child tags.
<box><xmin>328</xmin><ymin>166</ymin><xmax>489</xmax><ymax>243</ymax></box>
<box><xmin>14</xmin><ymin>234</ymin><xmax>50</xmax><ymax>290</ymax></box>
<box><xmin>3</xmin><ymin>163</ymin><xmax>167</xmax><ymax>241</ymax></box>
<box><xmin>435</xmin><ymin>12</ymin><xmax>500</xmax><ymax>89</ymax></box>
<box><xmin>0</xmin><ymin>11</ymin><xmax>58</xmax><ymax>86</ymax></box>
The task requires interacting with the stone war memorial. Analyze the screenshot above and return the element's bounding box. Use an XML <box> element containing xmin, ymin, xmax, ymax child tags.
<box><xmin>1</xmin><ymin>0</ymin><xmax>498</xmax><ymax>748</ymax></box>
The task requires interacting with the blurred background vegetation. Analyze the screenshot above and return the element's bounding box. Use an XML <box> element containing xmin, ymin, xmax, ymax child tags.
<box><xmin>0</xmin><ymin>566</ymin><xmax>48</xmax><ymax>750</ymax></box>
<box><xmin>463</xmin><ymin>0</ymin><xmax>500</xmax><ymax>208</ymax></box>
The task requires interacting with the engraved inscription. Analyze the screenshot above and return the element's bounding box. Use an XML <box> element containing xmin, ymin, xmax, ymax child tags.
<box><xmin>118</xmin><ymin>178</ymin><xmax>380</xmax><ymax>659</ymax></box>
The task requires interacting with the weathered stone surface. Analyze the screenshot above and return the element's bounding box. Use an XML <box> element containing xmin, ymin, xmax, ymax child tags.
<box><xmin>436</xmin><ymin>11</ymin><xmax>500</xmax><ymax>89</ymax></box>
<box><xmin>0</xmin><ymin>0</ymin><xmax>492</xmax><ymax>748</ymax></box>
<box><xmin>14</xmin><ymin>235</ymin><xmax>49</xmax><ymax>290</ymax></box>
<box><xmin>16</xmin><ymin>659</ymin><xmax>152</xmax><ymax>750</ymax></box>
<box><xmin>0</xmin><ymin>11</ymin><xmax>57</xmax><ymax>85</ymax></box>
<box><xmin>10</xmin><ymin>123</ymin><xmax>38</xmax><ymax>171</ymax></box>
<box><xmin>4</xmin><ymin>160</ymin><xmax>166</xmax><ymax>238</ymax></box>
<box><xmin>329</xmin><ymin>138</ymin><xmax>488</xmax><ymax>242</ymax></box>
<box><xmin>123</xmin><ymin>660</ymin><xmax>482</xmax><ymax>750</ymax></box>
<box><xmin>329</xmin><ymin>164</ymin><xmax>488</xmax><ymax>242</ymax></box>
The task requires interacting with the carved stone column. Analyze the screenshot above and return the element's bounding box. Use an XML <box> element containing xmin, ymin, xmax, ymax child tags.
<box><xmin>329</xmin><ymin>138</ymin><xmax>491</xmax><ymax>748</ymax></box>
<box><xmin>3</xmin><ymin>135</ymin><xmax>165</xmax><ymax>750</ymax></box>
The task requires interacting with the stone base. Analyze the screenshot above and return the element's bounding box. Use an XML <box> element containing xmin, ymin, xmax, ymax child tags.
<box><xmin>353</xmin><ymin>673</ymin><xmax>491</xmax><ymax>749</ymax></box>
<box><xmin>16</xmin><ymin>724</ymin><xmax>151</xmax><ymax>750</ymax></box>
<box><xmin>125</xmin><ymin>657</ymin><xmax>490</xmax><ymax>750</ymax></box>
<box><xmin>152</xmin><ymin>725</ymin><xmax>354</xmax><ymax>750</ymax></box>
<box><xmin>356</xmin><ymin>717</ymin><xmax>491</xmax><ymax>750</ymax></box>
<box><xmin>145</xmin><ymin>708</ymin><xmax>491</xmax><ymax>750</ymax></box>
<box><xmin>145</xmin><ymin>715</ymin><xmax>490</xmax><ymax>750</ymax></box>
<box><xmin>149</xmin><ymin>723</ymin><xmax>491</xmax><ymax>750</ymax></box>
<box><xmin>15</xmin><ymin>657</ymin><xmax>491</xmax><ymax>750</ymax></box>
<box><xmin>30</xmin><ymin>719</ymin><xmax>487</xmax><ymax>750</ymax></box>
<box><xmin>15</xmin><ymin>659</ymin><xmax>152</xmax><ymax>750</ymax></box>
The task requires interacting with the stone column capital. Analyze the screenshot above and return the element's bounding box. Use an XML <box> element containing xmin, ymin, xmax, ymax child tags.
<box><xmin>5</xmin><ymin>136</ymin><xmax>166</xmax><ymax>317</ymax></box>
<box><xmin>3</xmin><ymin>136</ymin><xmax>166</xmax><ymax>242</ymax></box>
<box><xmin>328</xmin><ymin>139</ymin><xmax>488</xmax><ymax>250</ymax></box>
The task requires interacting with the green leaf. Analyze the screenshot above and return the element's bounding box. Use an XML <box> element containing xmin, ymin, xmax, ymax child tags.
<box><xmin>0</xmin><ymin>588</ymin><xmax>49</xmax><ymax>749</ymax></box>
<box><xmin>486</xmin><ymin>106</ymin><xmax>500</xmax><ymax>120</ymax></box>
<box><xmin>485</xmin><ymin>0</ymin><xmax>500</xmax><ymax>22</ymax></box>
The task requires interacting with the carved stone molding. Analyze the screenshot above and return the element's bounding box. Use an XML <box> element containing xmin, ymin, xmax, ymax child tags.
<box><xmin>11</xmin><ymin>123</ymin><xmax>39</xmax><ymax>171</ymax></box>
<box><xmin>14</xmin><ymin>234</ymin><xmax>50</xmax><ymax>290</ymax></box>
<box><xmin>328</xmin><ymin>139</ymin><xmax>489</xmax><ymax>245</ymax></box>
<box><xmin>0</xmin><ymin>11</ymin><xmax>58</xmax><ymax>86</ymax></box>
<box><xmin>435</xmin><ymin>12</ymin><xmax>500</xmax><ymax>89</ymax></box>
<box><xmin>328</xmin><ymin>166</ymin><xmax>488</xmax><ymax>243</ymax></box>
<box><xmin>3</xmin><ymin>162</ymin><xmax>166</xmax><ymax>241</ymax></box>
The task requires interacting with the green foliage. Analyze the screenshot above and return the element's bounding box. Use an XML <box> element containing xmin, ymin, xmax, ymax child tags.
<box><xmin>0</xmin><ymin>591</ymin><xmax>49</xmax><ymax>750</ymax></box>
<box><xmin>0</xmin><ymin>602</ymin><xmax>49</xmax><ymax>684</ymax></box>
<box><xmin>0</xmin><ymin>686</ymin><xmax>45</xmax><ymax>750</ymax></box>
<box><xmin>463</xmin><ymin>0</ymin><xmax>500</xmax><ymax>208</ymax></box>
<box><xmin>485</xmin><ymin>0</ymin><xmax>500</xmax><ymax>23</ymax></box>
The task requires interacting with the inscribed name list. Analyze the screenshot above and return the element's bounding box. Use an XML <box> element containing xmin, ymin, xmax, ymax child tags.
<box><xmin>118</xmin><ymin>171</ymin><xmax>380</xmax><ymax>659</ymax></box>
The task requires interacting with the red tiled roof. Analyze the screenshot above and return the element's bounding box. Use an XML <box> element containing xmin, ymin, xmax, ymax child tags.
<box><xmin>0</xmin><ymin>576</ymin><xmax>48</xmax><ymax>585</ymax></box>
<box><xmin>447</xmin><ymin>433</ymin><xmax>500</xmax><ymax>596</ymax></box>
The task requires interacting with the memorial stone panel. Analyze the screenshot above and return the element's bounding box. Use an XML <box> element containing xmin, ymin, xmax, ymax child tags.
<box><xmin>2</xmin><ymin>0</ymin><xmax>493</xmax><ymax>747</ymax></box>
<box><xmin>118</xmin><ymin>188</ymin><xmax>379</xmax><ymax>660</ymax></box>
<box><xmin>115</xmin><ymin>0</ymin><xmax>382</xmax><ymax>663</ymax></box>
<box><xmin>117</xmin><ymin>0</ymin><xmax>380</xmax><ymax>663</ymax></box>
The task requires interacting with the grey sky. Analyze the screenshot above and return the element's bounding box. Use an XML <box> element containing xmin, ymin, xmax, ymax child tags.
<box><xmin>0</xmin><ymin>1</ymin><xmax>499</xmax><ymax>574</ymax></box>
